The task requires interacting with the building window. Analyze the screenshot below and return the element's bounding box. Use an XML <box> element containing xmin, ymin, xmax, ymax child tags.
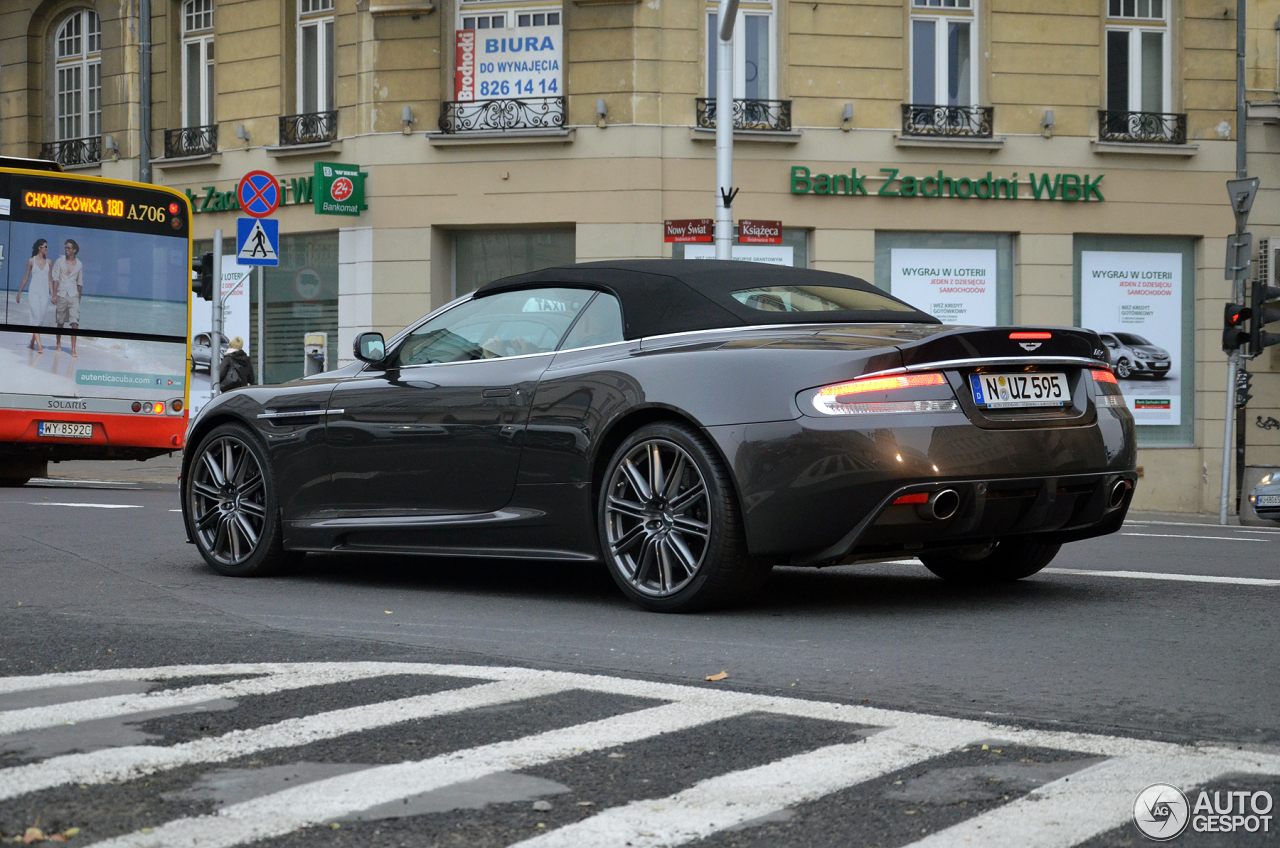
<box><xmin>706</xmin><ymin>4</ymin><xmax>775</xmax><ymax>101</ymax></box>
<box><xmin>183</xmin><ymin>0</ymin><xmax>215</xmax><ymax>128</ymax></box>
<box><xmin>910</xmin><ymin>0</ymin><xmax>975</xmax><ymax>108</ymax></box>
<box><xmin>453</xmin><ymin>230</ymin><xmax>576</xmax><ymax>297</ymax></box>
<box><xmin>298</xmin><ymin>0</ymin><xmax>335</xmax><ymax>114</ymax></box>
<box><xmin>1105</xmin><ymin>2</ymin><xmax>1168</xmax><ymax>115</ymax></box>
<box><xmin>55</xmin><ymin>10</ymin><xmax>101</xmax><ymax>142</ymax></box>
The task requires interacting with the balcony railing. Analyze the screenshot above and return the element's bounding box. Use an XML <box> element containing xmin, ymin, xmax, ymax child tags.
<box><xmin>164</xmin><ymin>124</ymin><xmax>218</xmax><ymax>158</ymax></box>
<box><xmin>279</xmin><ymin>110</ymin><xmax>338</xmax><ymax>146</ymax></box>
<box><xmin>438</xmin><ymin>97</ymin><xmax>565</xmax><ymax>133</ymax></box>
<box><xmin>1097</xmin><ymin>110</ymin><xmax>1187</xmax><ymax>145</ymax></box>
<box><xmin>39</xmin><ymin>137</ymin><xmax>101</xmax><ymax>167</ymax></box>
<box><xmin>901</xmin><ymin>104</ymin><xmax>994</xmax><ymax>139</ymax></box>
<box><xmin>695</xmin><ymin>98</ymin><xmax>792</xmax><ymax>132</ymax></box>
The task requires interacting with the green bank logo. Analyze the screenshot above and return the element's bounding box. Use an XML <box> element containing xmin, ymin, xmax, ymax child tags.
<box><xmin>76</xmin><ymin>371</ymin><xmax>186</xmax><ymax>389</ymax></box>
<box><xmin>790</xmin><ymin>167</ymin><xmax>1105</xmax><ymax>202</ymax></box>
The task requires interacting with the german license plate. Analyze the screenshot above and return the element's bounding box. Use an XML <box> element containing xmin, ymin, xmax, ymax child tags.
<box><xmin>1258</xmin><ymin>494</ymin><xmax>1280</xmax><ymax>507</ymax></box>
<box><xmin>969</xmin><ymin>372</ymin><xmax>1069</xmax><ymax>409</ymax></box>
<box><xmin>38</xmin><ymin>421</ymin><xmax>92</xmax><ymax>439</ymax></box>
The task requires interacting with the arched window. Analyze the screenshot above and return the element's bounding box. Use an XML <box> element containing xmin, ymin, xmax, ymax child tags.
<box><xmin>55</xmin><ymin>9</ymin><xmax>101</xmax><ymax>142</ymax></box>
<box><xmin>183</xmin><ymin>0</ymin><xmax>215</xmax><ymax>127</ymax></box>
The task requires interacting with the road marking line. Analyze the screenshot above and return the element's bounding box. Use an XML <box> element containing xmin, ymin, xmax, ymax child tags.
<box><xmin>21</xmin><ymin>502</ymin><xmax>143</xmax><ymax>509</ymax></box>
<box><xmin>1120</xmin><ymin>532</ymin><xmax>1267</xmax><ymax>542</ymax></box>
<box><xmin>29</xmin><ymin>478</ymin><xmax>140</xmax><ymax>487</ymax></box>
<box><xmin>0</xmin><ymin>666</ymin><xmax>418</xmax><ymax>735</ymax></box>
<box><xmin>85</xmin><ymin>699</ymin><xmax>753</xmax><ymax>848</ymax></box>
<box><xmin>0</xmin><ymin>678</ymin><xmax>571</xmax><ymax>801</ymax></box>
<box><xmin>898</xmin><ymin>752</ymin><xmax>1243</xmax><ymax>848</ymax></box>
<box><xmin>1126</xmin><ymin>519</ymin><xmax>1280</xmax><ymax>533</ymax></box>
<box><xmin>509</xmin><ymin>725</ymin><xmax>971</xmax><ymax>848</ymax></box>
<box><xmin>1042</xmin><ymin>568</ymin><xmax>1280</xmax><ymax>587</ymax></box>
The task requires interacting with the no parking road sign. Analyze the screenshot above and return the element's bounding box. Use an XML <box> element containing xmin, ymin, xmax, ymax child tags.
<box><xmin>237</xmin><ymin>170</ymin><xmax>281</xmax><ymax>218</ymax></box>
<box><xmin>236</xmin><ymin>217</ymin><xmax>279</xmax><ymax>266</ymax></box>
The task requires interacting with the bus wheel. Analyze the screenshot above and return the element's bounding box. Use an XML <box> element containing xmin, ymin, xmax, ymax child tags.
<box><xmin>185</xmin><ymin>423</ymin><xmax>288</xmax><ymax>577</ymax></box>
<box><xmin>0</xmin><ymin>477</ymin><xmax>31</xmax><ymax>487</ymax></box>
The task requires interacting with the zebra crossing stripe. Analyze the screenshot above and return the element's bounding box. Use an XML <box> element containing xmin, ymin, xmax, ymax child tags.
<box><xmin>0</xmin><ymin>678</ymin><xmax>571</xmax><ymax>801</ymax></box>
<box><xmin>507</xmin><ymin>724</ymin><xmax>974</xmax><ymax>848</ymax></box>
<box><xmin>898</xmin><ymin>752</ymin><xmax>1243</xmax><ymax>848</ymax></box>
<box><xmin>0</xmin><ymin>665</ymin><xmax>413</xmax><ymax>736</ymax></box>
<box><xmin>83</xmin><ymin>698</ymin><xmax>756</xmax><ymax>848</ymax></box>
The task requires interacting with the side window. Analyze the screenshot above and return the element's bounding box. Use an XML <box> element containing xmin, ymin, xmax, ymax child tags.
<box><xmin>560</xmin><ymin>293</ymin><xmax>625</xmax><ymax>350</ymax></box>
<box><xmin>391</xmin><ymin>288</ymin><xmax>592</xmax><ymax>367</ymax></box>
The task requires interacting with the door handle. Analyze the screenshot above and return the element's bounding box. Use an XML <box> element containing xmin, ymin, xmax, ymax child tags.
<box><xmin>482</xmin><ymin>388</ymin><xmax>513</xmax><ymax>398</ymax></box>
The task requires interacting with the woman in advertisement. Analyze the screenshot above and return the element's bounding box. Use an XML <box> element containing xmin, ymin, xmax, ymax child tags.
<box><xmin>51</xmin><ymin>239</ymin><xmax>84</xmax><ymax>357</ymax></box>
<box><xmin>15</xmin><ymin>238</ymin><xmax>52</xmax><ymax>353</ymax></box>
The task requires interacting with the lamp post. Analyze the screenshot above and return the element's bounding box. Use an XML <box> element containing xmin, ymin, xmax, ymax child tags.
<box><xmin>714</xmin><ymin>0</ymin><xmax>740</xmax><ymax>261</ymax></box>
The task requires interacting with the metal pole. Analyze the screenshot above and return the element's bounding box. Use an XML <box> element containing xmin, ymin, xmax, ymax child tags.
<box><xmin>139</xmin><ymin>0</ymin><xmax>152</xmax><ymax>183</ymax></box>
<box><xmin>1220</xmin><ymin>354</ymin><xmax>1238</xmax><ymax>523</ymax></box>
<box><xmin>714</xmin><ymin>0</ymin><xmax>739</xmax><ymax>261</ymax></box>
<box><xmin>257</xmin><ymin>266</ymin><xmax>264</xmax><ymax>383</ymax></box>
<box><xmin>211</xmin><ymin>230</ymin><xmax>224</xmax><ymax>396</ymax></box>
<box><xmin>1220</xmin><ymin>0</ymin><xmax>1247</xmax><ymax>523</ymax></box>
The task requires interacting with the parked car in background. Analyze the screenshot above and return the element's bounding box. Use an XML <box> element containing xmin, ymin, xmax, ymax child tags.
<box><xmin>1249</xmin><ymin>471</ymin><xmax>1280</xmax><ymax>521</ymax></box>
<box><xmin>1097</xmin><ymin>333</ymin><xmax>1171</xmax><ymax>379</ymax></box>
<box><xmin>192</xmin><ymin>332</ymin><xmax>229</xmax><ymax>374</ymax></box>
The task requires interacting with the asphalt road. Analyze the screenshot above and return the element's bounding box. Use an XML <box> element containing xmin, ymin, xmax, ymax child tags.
<box><xmin>1</xmin><ymin>478</ymin><xmax>1277</xmax><ymax>847</ymax></box>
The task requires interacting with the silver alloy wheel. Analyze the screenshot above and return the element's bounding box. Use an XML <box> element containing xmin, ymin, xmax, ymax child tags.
<box><xmin>189</xmin><ymin>435</ymin><xmax>268</xmax><ymax>566</ymax></box>
<box><xmin>1115</xmin><ymin>358</ymin><xmax>1132</xmax><ymax>379</ymax></box>
<box><xmin>604</xmin><ymin>438</ymin><xmax>711</xmax><ymax>597</ymax></box>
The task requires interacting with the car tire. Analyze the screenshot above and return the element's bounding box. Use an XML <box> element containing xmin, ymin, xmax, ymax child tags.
<box><xmin>598</xmin><ymin>422</ymin><xmax>769</xmax><ymax>612</ymax></box>
<box><xmin>184</xmin><ymin>422</ymin><xmax>291</xmax><ymax>577</ymax></box>
<box><xmin>0</xmin><ymin>477</ymin><xmax>31</xmax><ymax>487</ymax></box>
<box><xmin>919</xmin><ymin>537</ymin><xmax>1061</xmax><ymax>584</ymax></box>
<box><xmin>1115</xmin><ymin>358</ymin><xmax>1133</xmax><ymax>379</ymax></box>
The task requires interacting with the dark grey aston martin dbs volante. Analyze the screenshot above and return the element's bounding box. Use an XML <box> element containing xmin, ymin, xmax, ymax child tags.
<box><xmin>181</xmin><ymin>260</ymin><xmax>1136</xmax><ymax>611</ymax></box>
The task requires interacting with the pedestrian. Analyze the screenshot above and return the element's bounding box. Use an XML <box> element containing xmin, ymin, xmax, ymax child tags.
<box><xmin>51</xmin><ymin>239</ymin><xmax>83</xmax><ymax>357</ymax></box>
<box><xmin>16</xmin><ymin>239</ymin><xmax>52</xmax><ymax>353</ymax></box>
<box><xmin>218</xmin><ymin>337</ymin><xmax>256</xmax><ymax>392</ymax></box>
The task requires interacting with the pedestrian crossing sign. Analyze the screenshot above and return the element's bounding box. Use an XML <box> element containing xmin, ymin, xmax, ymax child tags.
<box><xmin>236</xmin><ymin>217</ymin><xmax>279</xmax><ymax>266</ymax></box>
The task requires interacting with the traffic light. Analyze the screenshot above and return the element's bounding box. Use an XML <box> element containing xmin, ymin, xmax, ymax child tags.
<box><xmin>1250</xmin><ymin>276</ymin><xmax>1280</xmax><ymax>354</ymax></box>
<box><xmin>1223</xmin><ymin>302</ymin><xmax>1250</xmax><ymax>352</ymax></box>
<box><xmin>192</xmin><ymin>252</ymin><xmax>214</xmax><ymax>301</ymax></box>
<box><xmin>1237</xmin><ymin>369</ymin><xmax>1253</xmax><ymax>408</ymax></box>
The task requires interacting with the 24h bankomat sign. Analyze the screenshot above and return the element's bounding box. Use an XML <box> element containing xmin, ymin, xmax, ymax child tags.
<box><xmin>313</xmin><ymin>162</ymin><xmax>366</xmax><ymax>217</ymax></box>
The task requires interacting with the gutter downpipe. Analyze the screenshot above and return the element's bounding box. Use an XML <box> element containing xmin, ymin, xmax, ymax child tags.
<box><xmin>714</xmin><ymin>0</ymin><xmax>739</xmax><ymax>260</ymax></box>
<box><xmin>139</xmin><ymin>0</ymin><xmax>152</xmax><ymax>183</ymax></box>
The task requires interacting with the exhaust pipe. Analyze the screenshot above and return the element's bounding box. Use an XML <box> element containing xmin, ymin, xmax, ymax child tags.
<box><xmin>924</xmin><ymin>488</ymin><xmax>960</xmax><ymax>521</ymax></box>
<box><xmin>1108</xmin><ymin>479</ymin><xmax>1130</xmax><ymax>509</ymax></box>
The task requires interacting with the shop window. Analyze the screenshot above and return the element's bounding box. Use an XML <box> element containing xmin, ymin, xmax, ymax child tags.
<box><xmin>182</xmin><ymin>0</ymin><xmax>215</xmax><ymax>128</ymax></box>
<box><xmin>910</xmin><ymin>0</ymin><xmax>975</xmax><ymax>108</ymax></box>
<box><xmin>453</xmin><ymin>230</ymin><xmax>576</xmax><ymax>297</ymax></box>
<box><xmin>1074</xmin><ymin>235</ymin><xmax>1195</xmax><ymax>447</ymax></box>
<box><xmin>873</xmin><ymin>231</ymin><xmax>1013</xmax><ymax>327</ymax></box>
<box><xmin>705</xmin><ymin>4</ymin><xmax>775</xmax><ymax>101</ymax></box>
<box><xmin>298</xmin><ymin>0</ymin><xmax>335</xmax><ymax>115</ymax></box>
<box><xmin>54</xmin><ymin>10</ymin><xmax>102</xmax><ymax>143</ymax></box>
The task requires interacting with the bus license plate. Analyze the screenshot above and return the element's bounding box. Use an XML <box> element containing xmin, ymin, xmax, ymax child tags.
<box><xmin>969</xmin><ymin>372</ymin><xmax>1069</xmax><ymax>409</ymax></box>
<box><xmin>1257</xmin><ymin>495</ymin><xmax>1280</xmax><ymax>507</ymax></box>
<box><xmin>38</xmin><ymin>421</ymin><xmax>93</xmax><ymax>439</ymax></box>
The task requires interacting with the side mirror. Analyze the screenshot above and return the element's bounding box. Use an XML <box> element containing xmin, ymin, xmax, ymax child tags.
<box><xmin>353</xmin><ymin>332</ymin><xmax>386</xmax><ymax>364</ymax></box>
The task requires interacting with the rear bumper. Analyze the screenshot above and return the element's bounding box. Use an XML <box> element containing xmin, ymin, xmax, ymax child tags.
<box><xmin>0</xmin><ymin>408</ymin><xmax>185</xmax><ymax>459</ymax></box>
<box><xmin>708</xmin><ymin>408</ymin><xmax>1136</xmax><ymax>561</ymax></box>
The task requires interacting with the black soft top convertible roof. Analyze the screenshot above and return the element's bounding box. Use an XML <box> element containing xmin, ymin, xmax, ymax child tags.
<box><xmin>474</xmin><ymin>259</ymin><xmax>939</xmax><ymax>340</ymax></box>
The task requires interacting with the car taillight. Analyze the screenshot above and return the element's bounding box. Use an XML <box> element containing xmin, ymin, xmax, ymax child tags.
<box><xmin>152</xmin><ymin>402</ymin><xmax>165</xmax><ymax>415</ymax></box>
<box><xmin>131</xmin><ymin>402</ymin><xmax>142</xmax><ymax>412</ymax></box>
<box><xmin>1090</xmin><ymin>368</ymin><xmax>1125</xmax><ymax>407</ymax></box>
<box><xmin>1010</xmin><ymin>332</ymin><xmax>1052</xmax><ymax>340</ymax></box>
<box><xmin>811</xmin><ymin>372</ymin><xmax>958</xmax><ymax>416</ymax></box>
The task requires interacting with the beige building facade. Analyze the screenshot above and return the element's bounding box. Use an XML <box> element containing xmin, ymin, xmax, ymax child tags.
<box><xmin>2</xmin><ymin>0</ymin><xmax>1278</xmax><ymax>514</ymax></box>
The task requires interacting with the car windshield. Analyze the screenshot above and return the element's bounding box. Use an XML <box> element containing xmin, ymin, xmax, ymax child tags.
<box><xmin>1114</xmin><ymin>333</ymin><xmax>1153</xmax><ymax>346</ymax></box>
<box><xmin>392</xmin><ymin>288</ymin><xmax>592</xmax><ymax>366</ymax></box>
<box><xmin>730</xmin><ymin>285</ymin><xmax>919</xmax><ymax>314</ymax></box>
